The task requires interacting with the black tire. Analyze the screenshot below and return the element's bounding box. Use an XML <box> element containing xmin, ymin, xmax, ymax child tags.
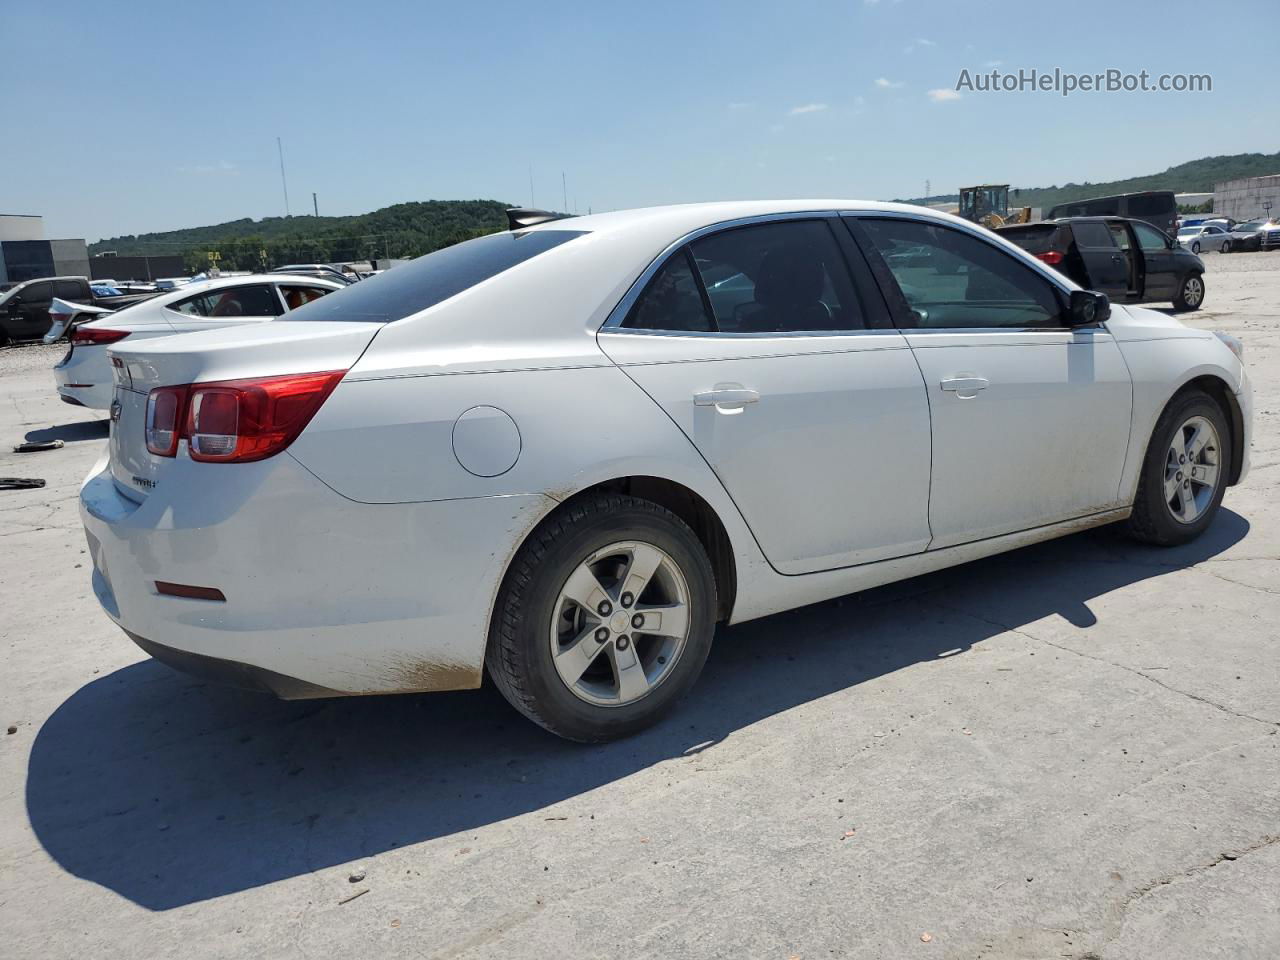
<box><xmin>1222</xmin><ymin>239</ymin><xmax>1233</xmax><ymax>253</ymax></box>
<box><xmin>1125</xmin><ymin>390</ymin><xmax>1230</xmax><ymax>546</ymax></box>
<box><xmin>0</xmin><ymin>322</ymin><xmax>9</xmax><ymax>348</ymax></box>
<box><xmin>1191</xmin><ymin>241</ymin><xmax>1200</xmax><ymax>254</ymax></box>
<box><xmin>486</xmin><ymin>493</ymin><xmax>717</xmax><ymax>742</ymax></box>
<box><xmin>1172</xmin><ymin>272</ymin><xmax>1205</xmax><ymax>312</ymax></box>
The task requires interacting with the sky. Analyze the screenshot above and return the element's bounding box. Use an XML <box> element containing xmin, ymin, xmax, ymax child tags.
<box><xmin>3</xmin><ymin>0</ymin><xmax>1277</xmax><ymax>242</ymax></box>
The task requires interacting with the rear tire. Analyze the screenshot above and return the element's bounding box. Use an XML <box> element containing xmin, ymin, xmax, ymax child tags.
<box><xmin>1172</xmin><ymin>273</ymin><xmax>1204</xmax><ymax>312</ymax></box>
<box><xmin>1125</xmin><ymin>390</ymin><xmax>1230</xmax><ymax>546</ymax></box>
<box><xmin>1222</xmin><ymin>239</ymin><xmax>1233</xmax><ymax>253</ymax></box>
<box><xmin>486</xmin><ymin>494</ymin><xmax>717</xmax><ymax>742</ymax></box>
<box><xmin>1191</xmin><ymin>241</ymin><xmax>1201</xmax><ymax>254</ymax></box>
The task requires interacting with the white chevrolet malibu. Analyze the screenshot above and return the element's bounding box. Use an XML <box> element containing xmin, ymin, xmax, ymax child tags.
<box><xmin>81</xmin><ymin>201</ymin><xmax>1251</xmax><ymax>741</ymax></box>
<box><xmin>52</xmin><ymin>275</ymin><xmax>342</xmax><ymax>409</ymax></box>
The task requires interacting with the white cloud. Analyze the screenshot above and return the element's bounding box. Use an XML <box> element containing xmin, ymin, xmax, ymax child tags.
<box><xmin>875</xmin><ymin>77</ymin><xmax>904</xmax><ymax>89</ymax></box>
<box><xmin>984</xmin><ymin>59</ymin><xmax>1003</xmax><ymax>67</ymax></box>
<box><xmin>904</xmin><ymin>37</ymin><xmax>937</xmax><ymax>53</ymax></box>
<box><xmin>927</xmin><ymin>88</ymin><xmax>962</xmax><ymax>102</ymax></box>
<box><xmin>727</xmin><ymin>101</ymin><xmax>752</xmax><ymax>110</ymax></box>
<box><xmin>789</xmin><ymin>103</ymin><xmax>829</xmax><ymax>115</ymax></box>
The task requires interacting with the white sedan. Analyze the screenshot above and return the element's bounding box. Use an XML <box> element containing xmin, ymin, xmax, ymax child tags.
<box><xmin>81</xmin><ymin>201</ymin><xmax>1251</xmax><ymax>741</ymax></box>
<box><xmin>52</xmin><ymin>275</ymin><xmax>342</xmax><ymax>409</ymax></box>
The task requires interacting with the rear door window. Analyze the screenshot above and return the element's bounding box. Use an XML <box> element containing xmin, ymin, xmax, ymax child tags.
<box><xmin>20</xmin><ymin>281</ymin><xmax>53</xmax><ymax>302</ymax></box>
<box><xmin>168</xmin><ymin>284</ymin><xmax>284</xmax><ymax>318</ymax></box>
<box><xmin>689</xmin><ymin>220</ymin><xmax>865</xmax><ymax>333</ymax></box>
<box><xmin>54</xmin><ymin>279</ymin><xmax>85</xmax><ymax>299</ymax></box>
<box><xmin>287</xmin><ymin>229</ymin><xmax>587</xmax><ymax>323</ymax></box>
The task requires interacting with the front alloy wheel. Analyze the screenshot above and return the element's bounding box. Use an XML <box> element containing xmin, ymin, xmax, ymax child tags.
<box><xmin>1173</xmin><ymin>273</ymin><xmax>1204</xmax><ymax>311</ymax></box>
<box><xmin>1126</xmin><ymin>390</ymin><xmax>1230</xmax><ymax>546</ymax></box>
<box><xmin>1162</xmin><ymin>415</ymin><xmax>1221</xmax><ymax>524</ymax></box>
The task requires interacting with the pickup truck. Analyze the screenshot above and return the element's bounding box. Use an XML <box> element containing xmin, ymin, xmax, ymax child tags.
<box><xmin>997</xmin><ymin>216</ymin><xmax>1207</xmax><ymax>312</ymax></box>
<box><xmin>0</xmin><ymin>276</ymin><xmax>158</xmax><ymax>345</ymax></box>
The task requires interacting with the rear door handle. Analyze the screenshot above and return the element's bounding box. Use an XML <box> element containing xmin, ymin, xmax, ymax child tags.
<box><xmin>694</xmin><ymin>384</ymin><xmax>759</xmax><ymax>414</ymax></box>
<box><xmin>940</xmin><ymin>376</ymin><xmax>989</xmax><ymax>399</ymax></box>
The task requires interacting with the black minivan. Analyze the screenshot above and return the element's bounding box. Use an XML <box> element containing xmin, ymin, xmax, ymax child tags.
<box><xmin>998</xmin><ymin>216</ymin><xmax>1206</xmax><ymax>311</ymax></box>
<box><xmin>1044</xmin><ymin>191</ymin><xmax>1177</xmax><ymax>237</ymax></box>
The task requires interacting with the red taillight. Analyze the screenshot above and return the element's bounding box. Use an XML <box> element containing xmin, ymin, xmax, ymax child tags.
<box><xmin>144</xmin><ymin>370</ymin><xmax>345</xmax><ymax>462</ymax></box>
<box><xmin>1035</xmin><ymin>251</ymin><xmax>1065</xmax><ymax>266</ymax></box>
<box><xmin>145</xmin><ymin>386</ymin><xmax>185</xmax><ymax>456</ymax></box>
<box><xmin>70</xmin><ymin>326</ymin><xmax>130</xmax><ymax>345</ymax></box>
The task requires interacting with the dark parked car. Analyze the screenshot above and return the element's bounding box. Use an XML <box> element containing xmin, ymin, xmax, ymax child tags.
<box><xmin>1224</xmin><ymin>220</ymin><xmax>1267</xmax><ymax>253</ymax></box>
<box><xmin>998</xmin><ymin>216</ymin><xmax>1206</xmax><ymax>311</ymax></box>
<box><xmin>0</xmin><ymin>276</ymin><xmax>158</xmax><ymax>344</ymax></box>
<box><xmin>1044</xmin><ymin>190</ymin><xmax>1178</xmax><ymax>237</ymax></box>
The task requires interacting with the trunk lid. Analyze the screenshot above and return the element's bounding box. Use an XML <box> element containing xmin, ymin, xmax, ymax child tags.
<box><xmin>107</xmin><ymin>320</ymin><xmax>380</xmax><ymax>501</ymax></box>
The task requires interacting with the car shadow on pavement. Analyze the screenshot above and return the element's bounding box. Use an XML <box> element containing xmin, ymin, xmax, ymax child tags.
<box><xmin>23</xmin><ymin>419</ymin><xmax>109</xmax><ymax>444</ymax></box>
<box><xmin>25</xmin><ymin>510</ymin><xmax>1249</xmax><ymax>910</ymax></box>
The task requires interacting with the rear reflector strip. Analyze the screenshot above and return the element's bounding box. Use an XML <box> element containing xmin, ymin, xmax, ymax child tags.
<box><xmin>155</xmin><ymin>581</ymin><xmax>226</xmax><ymax>602</ymax></box>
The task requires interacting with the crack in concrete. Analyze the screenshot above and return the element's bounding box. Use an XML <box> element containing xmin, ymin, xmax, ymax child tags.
<box><xmin>927</xmin><ymin>601</ymin><xmax>1279</xmax><ymax>729</ymax></box>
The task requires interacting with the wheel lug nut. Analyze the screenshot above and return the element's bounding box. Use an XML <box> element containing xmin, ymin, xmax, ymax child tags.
<box><xmin>616</xmin><ymin>635</ymin><xmax>630</xmax><ymax>650</ymax></box>
<box><xmin>597</xmin><ymin>600</ymin><xmax>612</xmax><ymax>616</ymax></box>
<box><xmin>595</xmin><ymin>627</ymin><xmax>609</xmax><ymax>643</ymax></box>
<box><xmin>632</xmin><ymin>613</ymin><xmax>644</xmax><ymax>629</ymax></box>
<box><xmin>620</xmin><ymin>592</ymin><xmax>634</xmax><ymax>608</ymax></box>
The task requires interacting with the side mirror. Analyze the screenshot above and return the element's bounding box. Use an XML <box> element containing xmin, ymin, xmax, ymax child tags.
<box><xmin>1069</xmin><ymin>289</ymin><xmax>1110</xmax><ymax>326</ymax></box>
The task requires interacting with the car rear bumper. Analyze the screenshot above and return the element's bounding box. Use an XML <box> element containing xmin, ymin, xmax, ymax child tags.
<box><xmin>54</xmin><ymin>347</ymin><xmax>113</xmax><ymax>410</ymax></box>
<box><xmin>80</xmin><ymin>450</ymin><xmax>553</xmax><ymax>697</ymax></box>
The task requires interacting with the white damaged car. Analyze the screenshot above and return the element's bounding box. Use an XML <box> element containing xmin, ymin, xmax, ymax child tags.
<box><xmin>81</xmin><ymin>201</ymin><xmax>1251</xmax><ymax>741</ymax></box>
<box><xmin>51</xmin><ymin>275</ymin><xmax>341</xmax><ymax>409</ymax></box>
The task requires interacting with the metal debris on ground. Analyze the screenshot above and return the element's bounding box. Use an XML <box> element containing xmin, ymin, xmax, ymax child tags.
<box><xmin>13</xmin><ymin>440</ymin><xmax>64</xmax><ymax>452</ymax></box>
<box><xmin>1</xmin><ymin>478</ymin><xmax>46</xmax><ymax>490</ymax></box>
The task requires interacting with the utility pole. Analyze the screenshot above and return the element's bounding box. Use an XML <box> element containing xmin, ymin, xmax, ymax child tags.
<box><xmin>562</xmin><ymin>172</ymin><xmax>567</xmax><ymax>213</ymax></box>
<box><xmin>277</xmin><ymin>137</ymin><xmax>291</xmax><ymax>216</ymax></box>
<box><xmin>312</xmin><ymin>192</ymin><xmax>318</xmax><ymax>217</ymax></box>
<box><xmin>528</xmin><ymin>165</ymin><xmax>535</xmax><ymax>208</ymax></box>
<box><xmin>924</xmin><ymin>179</ymin><xmax>930</xmax><ymax>204</ymax></box>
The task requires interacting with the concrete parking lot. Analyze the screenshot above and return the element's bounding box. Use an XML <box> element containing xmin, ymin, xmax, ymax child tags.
<box><xmin>2</xmin><ymin>253</ymin><xmax>1277</xmax><ymax>959</ymax></box>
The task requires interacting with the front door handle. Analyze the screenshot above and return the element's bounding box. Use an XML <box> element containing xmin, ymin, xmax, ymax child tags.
<box><xmin>694</xmin><ymin>384</ymin><xmax>759</xmax><ymax>414</ymax></box>
<box><xmin>940</xmin><ymin>376</ymin><xmax>989</xmax><ymax>399</ymax></box>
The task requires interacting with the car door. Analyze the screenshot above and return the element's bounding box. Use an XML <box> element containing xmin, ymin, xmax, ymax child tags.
<box><xmin>848</xmin><ymin>214</ymin><xmax>1132</xmax><ymax>550</ymax></box>
<box><xmin>1070</xmin><ymin>220</ymin><xmax>1128</xmax><ymax>296</ymax></box>
<box><xmin>597</xmin><ymin>215</ymin><xmax>933</xmax><ymax>575</ymax></box>
<box><xmin>1204</xmin><ymin>225</ymin><xmax>1228</xmax><ymax>252</ymax></box>
<box><xmin>1131</xmin><ymin>221</ymin><xmax>1180</xmax><ymax>301</ymax></box>
<box><xmin>163</xmin><ymin>283</ymin><xmax>285</xmax><ymax>333</ymax></box>
<box><xmin>11</xmin><ymin>280</ymin><xmax>53</xmax><ymax>337</ymax></box>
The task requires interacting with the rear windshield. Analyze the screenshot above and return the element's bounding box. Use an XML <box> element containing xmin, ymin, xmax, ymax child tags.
<box><xmin>998</xmin><ymin>224</ymin><xmax>1061</xmax><ymax>255</ymax></box>
<box><xmin>286</xmin><ymin>229</ymin><xmax>587</xmax><ymax>323</ymax></box>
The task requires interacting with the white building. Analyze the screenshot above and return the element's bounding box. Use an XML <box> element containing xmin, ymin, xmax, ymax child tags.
<box><xmin>1213</xmin><ymin>174</ymin><xmax>1280</xmax><ymax>221</ymax></box>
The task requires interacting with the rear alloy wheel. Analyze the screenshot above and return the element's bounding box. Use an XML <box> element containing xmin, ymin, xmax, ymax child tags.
<box><xmin>1191</xmin><ymin>241</ymin><xmax>1201</xmax><ymax>254</ymax></box>
<box><xmin>1173</xmin><ymin>273</ymin><xmax>1204</xmax><ymax>312</ymax></box>
<box><xmin>1126</xmin><ymin>391</ymin><xmax>1230</xmax><ymax>545</ymax></box>
<box><xmin>486</xmin><ymin>494</ymin><xmax>716</xmax><ymax>741</ymax></box>
<box><xmin>1222</xmin><ymin>239</ymin><xmax>1233</xmax><ymax>253</ymax></box>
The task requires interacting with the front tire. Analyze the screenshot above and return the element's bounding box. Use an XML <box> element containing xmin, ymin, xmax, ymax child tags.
<box><xmin>486</xmin><ymin>494</ymin><xmax>717</xmax><ymax>742</ymax></box>
<box><xmin>1125</xmin><ymin>390</ymin><xmax>1230</xmax><ymax>546</ymax></box>
<box><xmin>1173</xmin><ymin>272</ymin><xmax>1204</xmax><ymax>312</ymax></box>
<box><xmin>1191</xmin><ymin>241</ymin><xmax>1201</xmax><ymax>254</ymax></box>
